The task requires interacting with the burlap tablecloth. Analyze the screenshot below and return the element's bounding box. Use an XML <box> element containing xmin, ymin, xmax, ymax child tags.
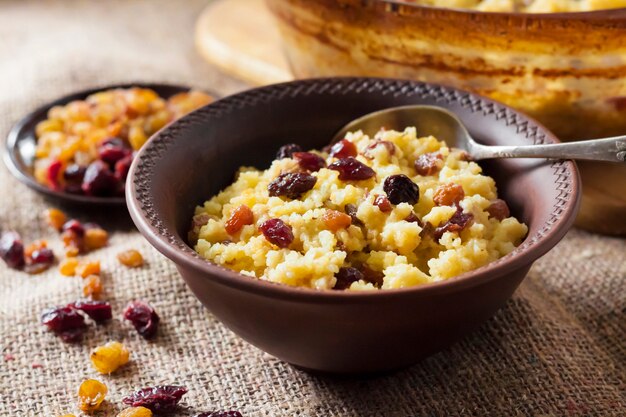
<box><xmin>0</xmin><ymin>1</ymin><xmax>624</xmax><ymax>416</ymax></box>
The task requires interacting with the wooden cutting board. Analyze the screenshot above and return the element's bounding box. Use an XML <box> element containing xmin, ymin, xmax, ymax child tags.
<box><xmin>195</xmin><ymin>0</ymin><xmax>292</xmax><ymax>86</ymax></box>
<box><xmin>195</xmin><ymin>0</ymin><xmax>626</xmax><ymax>235</ymax></box>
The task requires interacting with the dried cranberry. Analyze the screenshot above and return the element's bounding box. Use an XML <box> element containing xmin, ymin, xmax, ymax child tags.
<box><xmin>344</xmin><ymin>204</ymin><xmax>363</xmax><ymax>227</ymax></box>
<box><xmin>0</xmin><ymin>231</ymin><xmax>25</xmax><ymax>269</ymax></box>
<box><xmin>334</xmin><ymin>267</ymin><xmax>364</xmax><ymax>290</ymax></box>
<box><xmin>414</xmin><ymin>152</ymin><xmax>444</xmax><ymax>176</ymax></box>
<box><xmin>293</xmin><ymin>152</ymin><xmax>326</xmax><ymax>172</ymax></box>
<box><xmin>62</xmin><ymin>219</ymin><xmax>85</xmax><ymax>237</ymax></box>
<box><xmin>362</xmin><ymin>140</ymin><xmax>395</xmax><ymax>159</ymax></box>
<box><xmin>259</xmin><ymin>218</ymin><xmax>293</xmax><ymax>248</ymax></box>
<box><xmin>58</xmin><ymin>328</ymin><xmax>87</xmax><ymax>343</ymax></box>
<box><xmin>383</xmin><ymin>175</ymin><xmax>419</xmax><ymax>205</ymax></box>
<box><xmin>328</xmin><ymin>157</ymin><xmax>375</xmax><ymax>181</ymax></box>
<box><xmin>196</xmin><ymin>412</ymin><xmax>243</xmax><ymax>417</ymax></box>
<box><xmin>267</xmin><ymin>172</ymin><xmax>316</xmax><ymax>199</ymax></box>
<box><xmin>99</xmin><ymin>146</ymin><xmax>130</xmax><ymax>166</ymax></box>
<box><xmin>46</xmin><ymin>159</ymin><xmax>63</xmax><ymax>190</ymax></box>
<box><xmin>114</xmin><ymin>153</ymin><xmax>134</xmax><ymax>181</ymax></box>
<box><xmin>102</xmin><ymin>139</ymin><xmax>132</xmax><ymax>169</ymax></box>
<box><xmin>63</xmin><ymin>164</ymin><xmax>86</xmax><ymax>183</ymax></box>
<box><xmin>63</xmin><ymin>165</ymin><xmax>86</xmax><ymax>194</ymax></box>
<box><xmin>329</xmin><ymin>139</ymin><xmax>357</xmax><ymax>159</ymax></box>
<box><xmin>25</xmin><ymin>248</ymin><xmax>55</xmax><ymax>274</ymax></box>
<box><xmin>360</xmin><ymin>265</ymin><xmax>385</xmax><ymax>287</ymax></box>
<box><xmin>123</xmin><ymin>300</ymin><xmax>160</xmax><ymax>339</ymax></box>
<box><xmin>41</xmin><ymin>306</ymin><xmax>87</xmax><ymax>342</ymax></box>
<box><xmin>276</xmin><ymin>143</ymin><xmax>302</xmax><ymax>159</ymax></box>
<box><xmin>434</xmin><ymin>206</ymin><xmax>474</xmax><ymax>239</ymax></box>
<box><xmin>122</xmin><ymin>385</ymin><xmax>188</xmax><ymax>412</ymax></box>
<box><xmin>373</xmin><ymin>195</ymin><xmax>392</xmax><ymax>213</ymax></box>
<box><xmin>73</xmin><ymin>300</ymin><xmax>112</xmax><ymax>324</ymax></box>
<box><xmin>82</xmin><ymin>160</ymin><xmax>119</xmax><ymax>196</ymax></box>
<box><xmin>486</xmin><ymin>199</ymin><xmax>510</xmax><ymax>221</ymax></box>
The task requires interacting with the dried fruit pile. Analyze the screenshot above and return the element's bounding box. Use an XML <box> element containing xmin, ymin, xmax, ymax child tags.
<box><xmin>33</xmin><ymin>87</ymin><xmax>212</xmax><ymax>197</ymax></box>
<box><xmin>1</xmin><ymin>206</ymin><xmax>242</xmax><ymax>416</ymax></box>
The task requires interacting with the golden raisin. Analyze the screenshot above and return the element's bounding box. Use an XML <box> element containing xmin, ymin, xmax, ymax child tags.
<box><xmin>126</xmin><ymin>89</ymin><xmax>155</xmax><ymax>115</ymax></box>
<box><xmin>65</xmin><ymin>246</ymin><xmax>80</xmax><ymax>258</ymax></box>
<box><xmin>36</xmin><ymin>119</ymin><xmax>64</xmax><ymax>137</ymax></box>
<box><xmin>76</xmin><ymin>260</ymin><xmax>101</xmax><ymax>278</ymax></box>
<box><xmin>90</xmin><ymin>341</ymin><xmax>130</xmax><ymax>374</ymax></box>
<box><xmin>59</xmin><ymin>414</ymin><xmax>76</xmax><ymax>417</ymax></box>
<box><xmin>433</xmin><ymin>183</ymin><xmax>465</xmax><ymax>207</ymax></box>
<box><xmin>486</xmin><ymin>199</ymin><xmax>510</xmax><ymax>221</ymax></box>
<box><xmin>322</xmin><ymin>210</ymin><xmax>352</xmax><ymax>232</ymax></box>
<box><xmin>167</xmin><ymin>91</ymin><xmax>213</xmax><ymax>118</ymax></box>
<box><xmin>83</xmin><ymin>275</ymin><xmax>103</xmax><ymax>298</ymax></box>
<box><xmin>128</xmin><ymin>124</ymin><xmax>148</xmax><ymax>150</ymax></box>
<box><xmin>116</xmin><ymin>407</ymin><xmax>153</xmax><ymax>417</ymax></box>
<box><xmin>84</xmin><ymin>228</ymin><xmax>108</xmax><ymax>251</ymax></box>
<box><xmin>414</xmin><ymin>152</ymin><xmax>444</xmax><ymax>176</ymax></box>
<box><xmin>224</xmin><ymin>205</ymin><xmax>254</xmax><ymax>235</ymax></box>
<box><xmin>117</xmin><ymin>249</ymin><xmax>144</xmax><ymax>268</ymax></box>
<box><xmin>44</xmin><ymin>208</ymin><xmax>67</xmax><ymax>231</ymax></box>
<box><xmin>59</xmin><ymin>258</ymin><xmax>79</xmax><ymax>276</ymax></box>
<box><xmin>78</xmin><ymin>379</ymin><xmax>107</xmax><ymax>413</ymax></box>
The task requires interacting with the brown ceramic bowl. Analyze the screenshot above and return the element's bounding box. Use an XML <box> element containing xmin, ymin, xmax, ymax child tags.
<box><xmin>127</xmin><ymin>78</ymin><xmax>580</xmax><ymax>374</ymax></box>
<box><xmin>265</xmin><ymin>0</ymin><xmax>626</xmax><ymax>235</ymax></box>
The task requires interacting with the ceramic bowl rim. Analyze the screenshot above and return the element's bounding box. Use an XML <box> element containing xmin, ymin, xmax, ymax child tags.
<box><xmin>127</xmin><ymin>77</ymin><xmax>581</xmax><ymax>302</ymax></box>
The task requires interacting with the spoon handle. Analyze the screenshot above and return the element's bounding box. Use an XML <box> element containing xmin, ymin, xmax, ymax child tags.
<box><xmin>472</xmin><ymin>136</ymin><xmax>626</xmax><ymax>163</ymax></box>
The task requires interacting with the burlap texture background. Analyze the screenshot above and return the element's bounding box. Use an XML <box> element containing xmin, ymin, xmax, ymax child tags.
<box><xmin>0</xmin><ymin>1</ymin><xmax>624</xmax><ymax>415</ymax></box>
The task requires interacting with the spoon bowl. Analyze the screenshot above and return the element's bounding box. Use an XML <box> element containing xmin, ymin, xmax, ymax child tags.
<box><xmin>334</xmin><ymin>105</ymin><xmax>626</xmax><ymax>163</ymax></box>
<box><xmin>332</xmin><ymin>105</ymin><xmax>470</xmax><ymax>150</ymax></box>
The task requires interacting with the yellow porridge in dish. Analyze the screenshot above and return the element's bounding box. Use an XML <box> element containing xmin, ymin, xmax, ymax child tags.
<box><xmin>190</xmin><ymin>128</ymin><xmax>527</xmax><ymax>291</ymax></box>
<box><xmin>405</xmin><ymin>0</ymin><xmax>626</xmax><ymax>12</ymax></box>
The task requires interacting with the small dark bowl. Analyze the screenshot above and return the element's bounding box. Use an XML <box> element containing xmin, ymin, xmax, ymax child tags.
<box><xmin>127</xmin><ymin>78</ymin><xmax>580</xmax><ymax>374</ymax></box>
<box><xmin>3</xmin><ymin>83</ymin><xmax>204</xmax><ymax>206</ymax></box>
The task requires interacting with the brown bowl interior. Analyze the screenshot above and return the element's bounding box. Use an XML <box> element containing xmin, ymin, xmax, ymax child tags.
<box><xmin>128</xmin><ymin>78</ymin><xmax>580</xmax><ymax>373</ymax></box>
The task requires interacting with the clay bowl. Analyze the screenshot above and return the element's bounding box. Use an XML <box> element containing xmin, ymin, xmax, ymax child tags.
<box><xmin>127</xmin><ymin>78</ymin><xmax>580</xmax><ymax>374</ymax></box>
<box><xmin>3</xmin><ymin>83</ymin><xmax>201</xmax><ymax>207</ymax></box>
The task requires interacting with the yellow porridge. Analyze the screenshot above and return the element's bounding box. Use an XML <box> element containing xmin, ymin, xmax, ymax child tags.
<box><xmin>190</xmin><ymin>128</ymin><xmax>527</xmax><ymax>291</ymax></box>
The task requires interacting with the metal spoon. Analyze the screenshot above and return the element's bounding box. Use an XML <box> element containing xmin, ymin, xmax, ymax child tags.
<box><xmin>333</xmin><ymin>105</ymin><xmax>626</xmax><ymax>162</ymax></box>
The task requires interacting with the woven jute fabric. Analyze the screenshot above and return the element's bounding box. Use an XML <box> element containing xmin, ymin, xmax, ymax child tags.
<box><xmin>0</xmin><ymin>1</ymin><xmax>624</xmax><ymax>416</ymax></box>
